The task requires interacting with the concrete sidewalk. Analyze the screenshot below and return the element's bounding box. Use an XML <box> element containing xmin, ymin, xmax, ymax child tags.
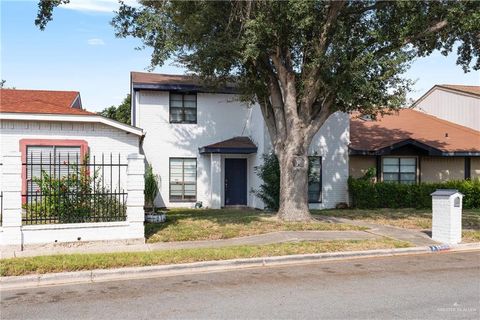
<box><xmin>318</xmin><ymin>216</ymin><xmax>438</xmax><ymax>246</ymax></box>
<box><xmin>1</xmin><ymin>230</ymin><xmax>381</xmax><ymax>258</ymax></box>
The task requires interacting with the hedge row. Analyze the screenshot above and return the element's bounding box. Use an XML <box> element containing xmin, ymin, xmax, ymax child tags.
<box><xmin>348</xmin><ymin>177</ymin><xmax>480</xmax><ymax>209</ymax></box>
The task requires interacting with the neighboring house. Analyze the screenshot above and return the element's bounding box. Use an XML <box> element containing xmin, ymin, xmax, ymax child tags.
<box><xmin>349</xmin><ymin>109</ymin><xmax>480</xmax><ymax>183</ymax></box>
<box><xmin>131</xmin><ymin>72</ymin><xmax>349</xmax><ymax>210</ymax></box>
<box><xmin>0</xmin><ymin>89</ymin><xmax>145</xmax><ymax>246</ymax></box>
<box><xmin>0</xmin><ymin>89</ymin><xmax>143</xmax><ymax>197</ymax></box>
<box><xmin>413</xmin><ymin>84</ymin><xmax>480</xmax><ymax>131</ymax></box>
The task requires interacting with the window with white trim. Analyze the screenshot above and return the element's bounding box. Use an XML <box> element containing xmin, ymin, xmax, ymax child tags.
<box><xmin>169</xmin><ymin>92</ymin><xmax>197</xmax><ymax>123</ymax></box>
<box><xmin>382</xmin><ymin>157</ymin><xmax>417</xmax><ymax>184</ymax></box>
<box><xmin>169</xmin><ymin>158</ymin><xmax>197</xmax><ymax>201</ymax></box>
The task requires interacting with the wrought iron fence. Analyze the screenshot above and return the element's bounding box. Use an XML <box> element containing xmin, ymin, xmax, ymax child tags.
<box><xmin>1</xmin><ymin>161</ymin><xmax>3</xmax><ymax>226</ymax></box>
<box><xmin>0</xmin><ymin>191</ymin><xmax>3</xmax><ymax>227</ymax></box>
<box><xmin>22</xmin><ymin>153</ymin><xmax>127</xmax><ymax>225</ymax></box>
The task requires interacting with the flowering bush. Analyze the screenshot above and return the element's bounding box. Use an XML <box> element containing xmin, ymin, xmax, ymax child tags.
<box><xmin>25</xmin><ymin>164</ymin><xmax>126</xmax><ymax>223</ymax></box>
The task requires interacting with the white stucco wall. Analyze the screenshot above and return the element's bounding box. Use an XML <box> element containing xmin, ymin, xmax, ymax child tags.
<box><xmin>415</xmin><ymin>88</ymin><xmax>480</xmax><ymax>131</ymax></box>
<box><xmin>137</xmin><ymin>91</ymin><xmax>265</xmax><ymax>208</ymax></box>
<box><xmin>137</xmin><ymin>89</ymin><xmax>349</xmax><ymax>210</ymax></box>
<box><xmin>308</xmin><ymin>112</ymin><xmax>350</xmax><ymax>209</ymax></box>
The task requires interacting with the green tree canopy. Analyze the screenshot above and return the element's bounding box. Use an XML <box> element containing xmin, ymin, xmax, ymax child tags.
<box><xmin>36</xmin><ymin>0</ymin><xmax>480</xmax><ymax>221</ymax></box>
<box><xmin>98</xmin><ymin>94</ymin><xmax>131</xmax><ymax>125</ymax></box>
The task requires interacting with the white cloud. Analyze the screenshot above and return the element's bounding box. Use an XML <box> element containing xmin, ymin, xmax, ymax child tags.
<box><xmin>60</xmin><ymin>0</ymin><xmax>138</xmax><ymax>13</ymax></box>
<box><xmin>87</xmin><ymin>38</ymin><xmax>105</xmax><ymax>46</ymax></box>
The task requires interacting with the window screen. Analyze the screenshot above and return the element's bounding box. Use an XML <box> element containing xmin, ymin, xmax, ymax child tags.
<box><xmin>382</xmin><ymin>157</ymin><xmax>417</xmax><ymax>184</ymax></box>
<box><xmin>26</xmin><ymin>146</ymin><xmax>81</xmax><ymax>195</ymax></box>
<box><xmin>170</xmin><ymin>158</ymin><xmax>197</xmax><ymax>201</ymax></box>
<box><xmin>308</xmin><ymin>156</ymin><xmax>322</xmax><ymax>203</ymax></box>
<box><xmin>170</xmin><ymin>92</ymin><xmax>197</xmax><ymax>123</ymax></box>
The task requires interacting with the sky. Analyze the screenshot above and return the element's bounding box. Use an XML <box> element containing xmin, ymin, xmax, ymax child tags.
<box><xmin>1</xmin><ymin>0</ymin><xmax>479</xmax><ymax>112</ymax></box>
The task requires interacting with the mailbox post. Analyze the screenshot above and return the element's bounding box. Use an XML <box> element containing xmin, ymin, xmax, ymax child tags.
<box><xmin>431</xmin><ymin>189</ymin><xmax>463</xmax><ymax>245</ymax></box>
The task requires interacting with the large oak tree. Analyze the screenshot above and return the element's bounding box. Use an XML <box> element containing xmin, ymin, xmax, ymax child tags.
<box><xmin>36</xmin><ymin>0</ymin><xmax>479</xmax><ymax>221</ymax></box>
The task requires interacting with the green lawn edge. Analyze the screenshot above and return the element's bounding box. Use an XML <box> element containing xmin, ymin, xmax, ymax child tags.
<box><xmin>0</xmin><ymin>239</ymin><xmax>411</xmax><ymax>277</ymax></box>
<box><xmin>145</xmin><ymin>209</ymin><xmax>366</xmax><ymax>243</ymax></box>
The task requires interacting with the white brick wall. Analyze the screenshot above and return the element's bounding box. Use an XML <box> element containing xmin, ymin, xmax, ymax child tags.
<box><xmin>0</xmin><ymin>120</ymin><xmax>140</xmax><ymax>191</ymax></box>
<box><xmin>136</xmin><ymin>90</ymin><xmax>349</xmax><ymax>210</ymax></box>
<box><xmin>432</xmin><ymin>193</ymin><xmax>463</xmax><ymax>244</ymax></box>
<box><xmin>0</xmin><ymin>120</ymin><xmax>144</xmax><ymax>247</ymax></box>
<box><xmin>0</xmin><ymin>120</ymin><xmax>139</xmax><ymax>163</ymax></box>
<box><xmin>137</xmin><ymin>91</ymin><xmax>265</xmax><ymax>208</ymax></box>
<box><xmin>308</xmin><ymin>112</ymin><xmax>350</xmax><ymax>209</ymax></box>
<box><xmin>0</xmin><ymin>152</ymin><xmax>145</xmax><ymax>246</ymax></box>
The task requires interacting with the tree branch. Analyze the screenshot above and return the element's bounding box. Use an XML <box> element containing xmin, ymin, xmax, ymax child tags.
<box><xmin>299</xmin><ymin>0</ymin><xmax>345</xmax><ymax>122</ymax></box>
<box><xmin>305</xmin><ymin>97</ymin><xmax>334</xmax><ymax>138</ymax></box>
<box><xmin>270</xmin><ymin>51</ymin><xmax>299</xmax><ymax>133</ymax></box>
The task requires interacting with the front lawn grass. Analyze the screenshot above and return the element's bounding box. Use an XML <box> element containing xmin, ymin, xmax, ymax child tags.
<box><xmin>313</xmin><ymin>208</ymin><xmax>480</xmax><ymax>229</ymax></box>
<box><xmin>0</xmin><ymin>238</ymin><xmax>410</xmax><ymax>277</ymax></box>
<box><xmin>462</xmin><ymin>230</ymin><xmax>480</xmax><ymax>243</ymax></box>
<box><xmin>145</xmin><ymin>209</ymin><xmax>365</xmax><ymax>243</ymax></box>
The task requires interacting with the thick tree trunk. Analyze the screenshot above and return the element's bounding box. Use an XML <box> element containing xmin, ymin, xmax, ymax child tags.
<box><xmin>276</xmin><ymin>132</ymin><xmax>312</xmax><ymax>221</ymax></box>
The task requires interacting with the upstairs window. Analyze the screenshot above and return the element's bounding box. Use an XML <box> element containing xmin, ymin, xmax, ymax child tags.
<box><xmin>308</xmin><ymin>156</ymin><xmax>322</xmax><ymax>203</ymax></box>
<box><xmin>382</xmin><ymin>157</ymin><xmax>417</xmax><ymax>184</ymax></box>
<box><xmin>169</xmin><ymin>92</ymin><xmax>197</xmax><ymax>124</ymax></box>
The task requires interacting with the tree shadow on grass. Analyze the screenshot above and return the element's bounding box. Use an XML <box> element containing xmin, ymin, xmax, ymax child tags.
<box><xmin>144</xmin><ymin>208</ymin><xmax>273</xmax><ymax>239</ymax></box>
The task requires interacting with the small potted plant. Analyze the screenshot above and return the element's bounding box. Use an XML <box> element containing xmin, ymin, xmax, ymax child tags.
<box><xmin>144</xmin><ymin>164</ymin><xmax>166</xmax><ymax>223</ymax></box>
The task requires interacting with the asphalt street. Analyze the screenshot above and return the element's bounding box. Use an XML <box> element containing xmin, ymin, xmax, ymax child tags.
<box><xmin>1</xmin><ymin>251</ymin><xmax>479</xmax><ymax>320</ymax></box>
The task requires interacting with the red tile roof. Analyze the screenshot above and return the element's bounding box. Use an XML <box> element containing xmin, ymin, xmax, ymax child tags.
<box><xmin>0</xmin><ymin>89</ymin><xmax>94</xmax><ymax>115</ymax></box>
<box><xmin>437</xmin><ymin>85</ymin><xmax>480</xmax><ymax>97</ymax></box>
<box><xmin>350</xmin><ymin>109</ymin><xmax>480</xmax><ymax>153</ymax></box>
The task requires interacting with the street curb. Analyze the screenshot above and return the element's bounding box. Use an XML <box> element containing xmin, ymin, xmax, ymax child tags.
<box><xmin>1</xmin><ymin>242</ymin><xmax>479</xmax><ymax>290</ymax></box>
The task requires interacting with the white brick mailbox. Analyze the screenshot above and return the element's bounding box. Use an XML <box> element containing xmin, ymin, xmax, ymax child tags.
<box><xmin>431</xmin><ymin>189</ymin><xmax>463</xmax><ymax>245</ymax></box>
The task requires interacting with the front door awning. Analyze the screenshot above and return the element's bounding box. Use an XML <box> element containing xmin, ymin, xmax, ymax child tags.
<box><xmin>199</xmin><ymin>136</ymin><xmax>258</xmax><ymax>154</ymax></box>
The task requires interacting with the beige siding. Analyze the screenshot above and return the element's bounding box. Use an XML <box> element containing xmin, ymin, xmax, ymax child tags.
<box><xmin>415</xmin><ymin>88</ymin><xmax>480</xmax><ymax>131</ymax></box>
<box><xmin>349</xmin><ymin>156</ymin><xmax>376</xmax><ymax>178</ymax></box>
<box><xmin>420</xmin><ymin>157</ymin><xmax>464</xmax><ymax>182</ymax></box>
<box><xmin>471</xmin><ymin>157</ymin><xmax>480</xmax><ymax>179</ymax></box>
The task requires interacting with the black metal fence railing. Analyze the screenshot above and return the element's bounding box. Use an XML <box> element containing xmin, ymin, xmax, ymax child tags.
<box><xmin>22</xmin><ymin>153</ymin><xmax>127</xmax><ymax>225</ymax></box>
<box><xmin>0</xmin><ymin>191</ymin><xmax>3</xmax><ymax>227</ymax></box>
<box><xmin>1</xmin><ymin>161</ymin><xmax>3</xmax><ymax>226</ymax></box>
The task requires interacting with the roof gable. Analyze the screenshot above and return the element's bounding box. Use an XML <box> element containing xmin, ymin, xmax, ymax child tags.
<box><xmin>412</xmin><ymin>84</ymin><xmax>480</xmax><ymax>109</ymax></box>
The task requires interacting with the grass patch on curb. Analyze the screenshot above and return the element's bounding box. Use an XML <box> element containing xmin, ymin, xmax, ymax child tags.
<box><xmin>462</xmin><ymin>230</ymin><xmax>480</xmax><ymax>243</ymax></box>
<box><xmin>146</xmin><ymin>209</ymin><xmax>365</xmax><ymax>243</ymax></box>
<box><xmin>0</xmin><ymin>239</ymin><xmax>410</xmax><ymax>277</ymax></box>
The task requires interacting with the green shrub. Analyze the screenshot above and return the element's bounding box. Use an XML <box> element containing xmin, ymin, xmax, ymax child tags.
<box><xmin>25</xmin><ymin>166</ymin><xmax>126</xmax><ymax>223</ymax></box>
<box><xmin>251</xmin><ymin>153</ymin><xmax>318</xmax><ymax>211</ymax></box>
<box><xmin>144</xmin><ymin>164</ymin><xmax>159</xmax><ymax>212</ymax></box>
<box><xmin>252</xmin><ymin>153</ymin><xmax>280</xmax><ymax>210</ymax></box>
<box><xmin>348</xmin><ymin>177</ymin><xmax>480</xmax><ymax>209</ymax></box>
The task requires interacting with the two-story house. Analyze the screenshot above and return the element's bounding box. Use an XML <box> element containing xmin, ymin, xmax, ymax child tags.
<box><xmin>131</xmin><ymin>72</ymin><xmax>350</xmax><ymax>210</ymax></box>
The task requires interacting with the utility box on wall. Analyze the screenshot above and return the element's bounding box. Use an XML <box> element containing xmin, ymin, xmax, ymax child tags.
<box><xmin>431</xmin><ymin>189</ymin><xmax>463</xmax><ymax>245</ymax></box>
